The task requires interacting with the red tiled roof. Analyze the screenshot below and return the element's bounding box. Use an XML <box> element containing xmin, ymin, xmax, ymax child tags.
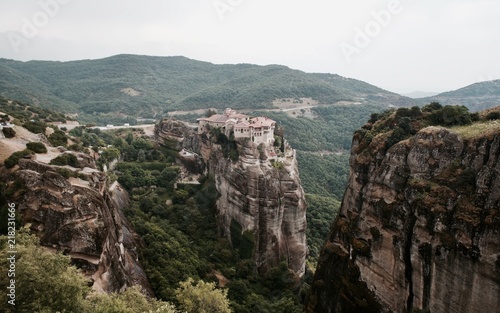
<box><xmin>200</xmin><ymin>114</ymin><xmax>230</xmax><ymax>123</ymax></box>
<box><xmin>232</xmin><ymin>113</ymin><xmax>250</xmax><ymax>119</ymax></box>
<box><xmin>234</xmin><ymin>121</ymin><xmax>250</xmax><ymax>128</ymax></box>
<box><xmin>198</xmin><ymin>109</ymin><xmax>275</xmax><ymax>129</ymax></box>
<box><xmin>250</xmin><ymin>117</ymin><xmax>275</xmax><ymax>128</ymax></box>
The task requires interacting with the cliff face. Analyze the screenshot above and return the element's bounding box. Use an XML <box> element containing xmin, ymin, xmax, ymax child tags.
<box><xmin>6</xmin><ymin>156</ymin><xmax>151</xmax><ymax>295</ymax></box>
<box><xmin>307</xmin><ymin>126</ymin><xmax>500</xmax><ymax>313</ymax></box>
<box><xmin>155</xmin><ymin>119</ymin><xmax>307</xmax><ymax>277</ymax></box>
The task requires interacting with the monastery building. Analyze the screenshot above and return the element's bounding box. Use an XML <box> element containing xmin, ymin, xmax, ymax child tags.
<box><xmin>197</xmin><ymin>108</ymin><xmax>276</xmax><ymax>146</ymax></box>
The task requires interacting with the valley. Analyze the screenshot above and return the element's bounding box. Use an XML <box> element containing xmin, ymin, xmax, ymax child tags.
<box><xmin>1</xmin><ymin>55</ymin><xmax>500</xmax><ymax>313</ymax></box>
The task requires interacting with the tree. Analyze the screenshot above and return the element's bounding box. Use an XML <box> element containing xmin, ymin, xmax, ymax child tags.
<box><xmin>0</xmin><ymin>229</ymin><xmax>179</xmax><ymax>313</ymax></box>
<box><xmin>157</xmin><ymin>167</ymin><xmax>178</xmax><ymax>190</ymax></box>
<box><xmin>69</xmin><ymin>126</ymin><xmax>84</xmax><ymax>137</ymax></box>
<box><xmin>125</xmin><ymin>132</ymin><xmax>134</xmax><ymax>145</ymax></box>
<box><xmin>422</xmin><ymin>101</ymin><xmax>443</xmax><ymax>112</ymax></box>
<box><xmin>172</xmin><ymin>189</ymin><xmax>190</xmax><ymax>204</ymax></box>
<box><xmin>2</xmin><ymin>127</ymin><xmax>16</xmax><ymax>138</ymax></box>
<box><xmin>137</xmin><ymin>149</ymin><xmax>146</xmax><ymax>162</ymax></box>
<box><xmin>0</xmin><ymin>114</ymin><xmax>9</xmax><ymax>123</ymax></box>
<box><xmin>175</xmin><ymin>278</ymin><xmax>232</xmax><ymax>313</ymax></box>
<box><xmin>112</xmin><ymin>137</ymin><xmax>127</xmax><ymax>150</ymax></box>
<box><xmin>132</xmin><ymin>138</ymin><xmax>153</xmax><ymax>150</ymax></box>
<box><xmin>0</xmin><ymin>229</ymin><xmax>89</xmax><ymax>313</ymax></box>
<box><xmin>430</xmin><ymin>105</ymin><xmax>472</xmax><ymax>126</ymax></box>
<box><xmin>206</xmin><ymin>109</ymin><xmax>217</xmax><ymax>117</ymax></box>
<box><xmin>101</xmin><ymin>147</ymin><xmax>121</xmax><ymax>163</ymax></box>
<box><xmin>86</xmin><ymin>286</ymin><xmax>179</xmax><ymax>313</ymax></box>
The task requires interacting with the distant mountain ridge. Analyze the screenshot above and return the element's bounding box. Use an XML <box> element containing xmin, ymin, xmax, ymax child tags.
<box><xmin>0</xmin><ymin>54</ymin><xmax>412</xmax><ymax>123</ymax></box>
<box><xmin>1</xmin><ymin>54</ymin><xmax>499</xmax><ymax>123</ymax></box>
<box><xmin>420</xmin><ymin>79</ymin><xmax>500</xmax><ymax>111</ymax></box>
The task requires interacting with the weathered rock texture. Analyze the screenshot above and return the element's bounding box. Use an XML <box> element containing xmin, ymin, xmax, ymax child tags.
<box><xmin>10</xmin><ymin>157</ymin><xmax>151</xmax><ymax>295</ymax></box>
<box><xmin>155</xmin><ymin>119</ymin><xmax>307</xmax><ymax>277</ymax></box>
<box><xmin>307</xmin><ymin>126</ymin><xmax>500</xmax><ymax>313</ymax></box>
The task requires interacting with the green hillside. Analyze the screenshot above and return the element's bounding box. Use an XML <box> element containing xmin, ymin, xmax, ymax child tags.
<box><xmin>420</xmin><ymin>79</ymin><xmax>500</xmax><ymax>112</ymax></box>
<box><xmin>0</xmin><ymin>55</ymin><xmax>412</xmax><ymax>124</ymax></box>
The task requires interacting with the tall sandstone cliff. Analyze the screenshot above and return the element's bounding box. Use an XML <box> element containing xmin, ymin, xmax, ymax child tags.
<box><xmin>155</xmin><ymin>119</ymin><xmax>307</xmax><ymax>277</ymax></box>
<box><xmin>307</xmin><ymin>122</ymin><xmax>500</xmax><ymax>312</ymax></box>
<box><xmin>3</xmin><ymin>153</ymin><xmax>151</xmax><ymax>295</ymax></box>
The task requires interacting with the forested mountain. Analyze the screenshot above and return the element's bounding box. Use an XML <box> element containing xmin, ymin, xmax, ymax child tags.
<box><xmin>0</xmin><ymin>54</ymin><xmax>412</xmax><ymax>123</ymax></box>
<box><xmin>420</xmin><ymin>79</ymin><xmax>500</xmax><ymax>111</ymax></box>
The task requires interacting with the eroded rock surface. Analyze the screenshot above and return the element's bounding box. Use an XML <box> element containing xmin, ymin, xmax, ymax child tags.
<box><xmin>11</xmin><ymin>158</ymin><xmax>152</xmax><ymax>295</ymax></box>
<box><xmin>307</xmin><ymin>126</ymin><xmax>500</xmax><ymax>313</ymax></box>
<box><xmin>155</xmin><ymin>118</ymin><xmax>307</xmax><ymax>277</ymax></box>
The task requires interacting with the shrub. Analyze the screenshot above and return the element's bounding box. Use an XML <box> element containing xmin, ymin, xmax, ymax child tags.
<box><xmin>485</xmin><ymin>111</ymin><xmax>500</xmax><ymax>120</ymax></box>
<box><xmin>1</xmin><ymin>127</ymin><xmax>16</xmax><ymax>138</ymax></box>
<box><xmin>55</xmin><ymin>168</ymin><xmax>74</xmax><ymax>179</ymax></box>
<box><xmin>396</xmin><ymin>106</ymin><xmax>421</xmax><ymax>118</ymax></box>
<box><xmin>48</xmin><ymin>129</ymin><xmax>68</xmax><ymax>147</ymax></box>
<box><xmin>271</xmin><ymin>160</ymin><xmax>285</xmax><ymax>170</ymax></box>
<box><xmin>23</xmin><ymin>120</ymin><xmax>46</xmax><ymax>134</ymax></box>
<box><xmin>430</xmin><ymin>105</ymin><xmax>472</xmax><ymax>126</ymax></box>
<box><xmin>3</xmin><ymin>149</ymin><xmax>33</xmax><ymax>168</ymax></box>
<box><xmin>69</xmin><ymin>126</ymin><xmax>84</xmax><ymax>137</ymax></box>
<box><xmin>175</xmin><ymin>277</ymin><xmax>232</xmax><ymax>313</ymax></box>
<box><xmin>368</xmin><ymin>113</ymin><xmax>380</xmax><ymax>123</ymax></box>
<box><xmin>26</xmin><ymin>142</ymin><xmax>47</xmax><ymax>153</ymax></box>
<box><xmin>239</xmin><ymin>230</ymin><xmax>255</xmax><ymax>259</ymax></box>
<box><xmin>68</xmin><ymin>143</ymin><xmax>84</xmax><ymax>152</ymax></box>
<box><xmin>422</xmin><ymin>102</ymin><xmax>443</xmax><ymax>112</ymax></box>
<box><xmin>471</xmin><ymin>112</ymin><xmax>480</xmax><ymax>122</ymax></box>
<box><xmin>50</xmin><ymin>153</ymin><xmax>80</xmax><ymax>168</ymax></box>
<box><xmin>385</xmin><ymin>127</ymin><xmax>409</xmax><ymax>149</ymax></box>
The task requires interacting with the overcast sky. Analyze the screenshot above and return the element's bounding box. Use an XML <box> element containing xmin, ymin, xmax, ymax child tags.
<box><xmin>0</xmin><ymin>0</ymin><xmax>499</xmax><ymax>94</ymax></box>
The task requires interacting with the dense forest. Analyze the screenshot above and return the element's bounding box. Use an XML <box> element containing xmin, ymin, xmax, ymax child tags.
<box><xmin>0</xmin><ymin>55</ymin><xmax>412</xmax><ymax>125</ymax></box>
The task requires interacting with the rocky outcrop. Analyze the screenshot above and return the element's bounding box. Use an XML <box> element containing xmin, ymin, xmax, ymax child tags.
<box><xmin>155</xmin><ymin>119</ymin><xmax>307</xmax><ymax>277</ymax></box>
<box><xmin>9</xmin><ymin>158</ymin><xmax>152</xmax><ymax>295</ymax></box>
<box><xmin>307</xmin><ymin>126</ymin><xmax>500</xmax><ymax>313</ymax></box>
